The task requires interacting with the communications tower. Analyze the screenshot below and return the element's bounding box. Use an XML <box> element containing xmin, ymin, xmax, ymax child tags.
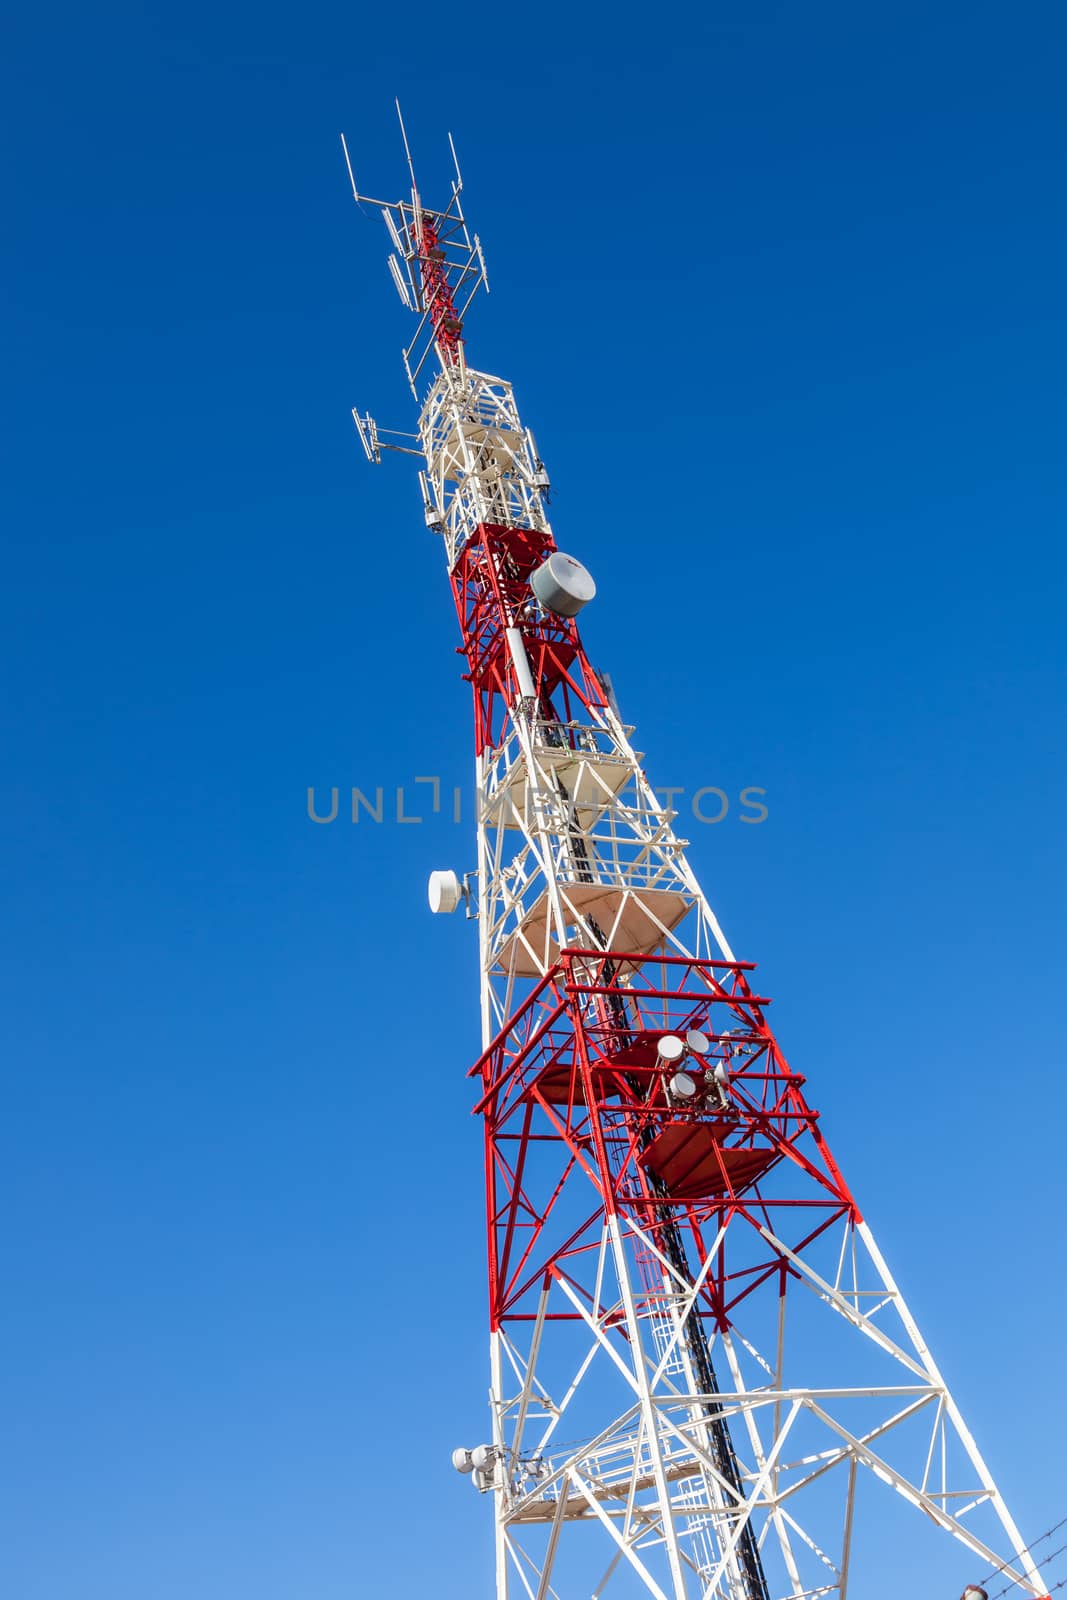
<box><xmin>343</xmin><ymin>116</ymin><xmax>1048</xmax><ymax>1600</ymax></box>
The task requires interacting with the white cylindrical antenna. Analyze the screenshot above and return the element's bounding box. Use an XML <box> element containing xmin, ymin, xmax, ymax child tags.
<box><xmin>505</xmin><ymin>628</ymin><xmax>537</xmax><ymax>701</ymax></box>
<box><xmin>657</xmin><ymin>1035</ymin><xmax>685</xmax><ymax>1065</ymax></box>
<box><xmin>383</xmin><ymin>208</ymin><xmax>406</xmax><ymax>258</ymax></box>
<box><xmin>388</xmin><ymin>254</ymin><xmax>413</xmax><ymax>309</ymax></box>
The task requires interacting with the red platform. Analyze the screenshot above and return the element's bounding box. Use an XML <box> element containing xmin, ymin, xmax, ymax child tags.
<box><xmin>638</xmin><ymin>1121</ymin><xmax>779</xmax><ymax>1201</ymax></box>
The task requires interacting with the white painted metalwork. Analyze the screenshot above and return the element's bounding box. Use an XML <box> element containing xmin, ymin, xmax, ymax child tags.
<box><xmin>347</xmin><ymin>130</ymin><xmax>1046</xmax><ymax>1600</ymax></box>
<box><xmin>420</xmin><ymin>352</ymin><xmax>1044</xmax><ymax>1595</ymax></box>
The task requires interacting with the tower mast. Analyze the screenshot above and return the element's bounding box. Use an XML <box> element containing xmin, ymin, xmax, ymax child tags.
<box><xmin>345</xmin><ymin>121</ymin><xmax>1049</xmax><ymax>1600</ymax></box>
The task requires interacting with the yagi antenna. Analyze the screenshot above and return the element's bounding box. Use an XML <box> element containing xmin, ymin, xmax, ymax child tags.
<box><xmin>339</xmin><ymin>132</ymin><xmax>359</xmax><ymax>202</ymax></box>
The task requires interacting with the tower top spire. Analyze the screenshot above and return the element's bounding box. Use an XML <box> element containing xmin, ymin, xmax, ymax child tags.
<box><xmin>340</xmin><ymin>119</ymin><xmax>489</xmax><ymax>394</ymax></box>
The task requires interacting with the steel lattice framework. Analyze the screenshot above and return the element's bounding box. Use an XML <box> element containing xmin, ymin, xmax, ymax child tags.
<box><xmin>344</xmin><ymin>115</ymin><xmax>1049</xmax><ymax>1600</ymax></box>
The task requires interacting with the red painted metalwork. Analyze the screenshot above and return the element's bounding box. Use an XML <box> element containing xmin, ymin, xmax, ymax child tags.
<box><xmin>443</xmin><ymin>499</ymin><xmax>862</xmax><ymax>1340</ymax></box>
<box><xmin>638</xmin><ymin>1126</ymin><xmax>779</xmax><ymax>1201</ymax></box>
<box><xmin>470</xmin><ymin>952</ymin><xmax>859</xmax><ymax>1334</ymax></box>
<box><xmin>448</xmin><ymin>522</ymin><xmax>607</xmax><ymax>753</ymax></box>
<box><xmin>418</xmin><ymin>214</ymin><xmax>464</xmax><ymax>363</ymax></box>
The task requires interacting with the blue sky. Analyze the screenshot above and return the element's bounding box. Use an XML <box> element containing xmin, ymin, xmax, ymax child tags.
<box><xmin>3</xmin><ymin>1</ymin><xmax>1066</xmax><ymax>1595</ymax></box>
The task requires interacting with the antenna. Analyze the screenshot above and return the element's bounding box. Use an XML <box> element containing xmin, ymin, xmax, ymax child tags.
<box><xmin>382</xmin><ymin>208</ymin><xmax>406</xmax><ymax>258</ymax></box>
<box><xmin>395</xmin><ymin>98</ymin><xmax>418</xmax><ymax>200</ymax></box>
<box><xmin>339</xmin><ymin>132</ymin><xmax>359</xmax><ymax>203</ymax></box>
<box><xmin>342</xmin><ymin>108</ymin><xmax>489</xmax><ymax>392</ymax></box>
<box><xmin>388</xmin><ymin>254</ymin><xmax>413</xmax><ymax>310</ymax></box>
<box><xmin>448</xmin><ymin>131</ymin><xmax>463</xmax><ymax>193</ymax></box>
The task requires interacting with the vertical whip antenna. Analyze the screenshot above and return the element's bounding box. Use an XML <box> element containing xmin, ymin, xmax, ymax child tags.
<box><xmin>447</xmin><ymin>130</ymin><xmax>463</xmax><ymax>193</ymax></box>
<box><xmin>339</xmin><ymin>132</ymin><xmax>359</xmax><ymax>202</ymax></box>
<box><xmin>395</xmin><ymin>98</ymin><xmax>418</xmax><ymax>205</ymax></box>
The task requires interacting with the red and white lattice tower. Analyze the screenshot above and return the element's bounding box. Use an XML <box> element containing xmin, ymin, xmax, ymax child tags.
<box><xmin>343</xmin><ymin>117</ymin><xmax>1048</xmax><ymax>1600</ymax></box>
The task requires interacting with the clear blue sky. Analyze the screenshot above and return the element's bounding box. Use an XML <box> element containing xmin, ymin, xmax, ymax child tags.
<box><xmin>3</xmin><ymin>2</ymin><xmax>1066</xmax><ymax>1596</ymax></box>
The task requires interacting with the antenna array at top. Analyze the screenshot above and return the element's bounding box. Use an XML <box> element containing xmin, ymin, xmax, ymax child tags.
<box><xmin>340</xmin><ymin>107</ymin><xmax>488</xmax><ymax>395</ymax></box>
